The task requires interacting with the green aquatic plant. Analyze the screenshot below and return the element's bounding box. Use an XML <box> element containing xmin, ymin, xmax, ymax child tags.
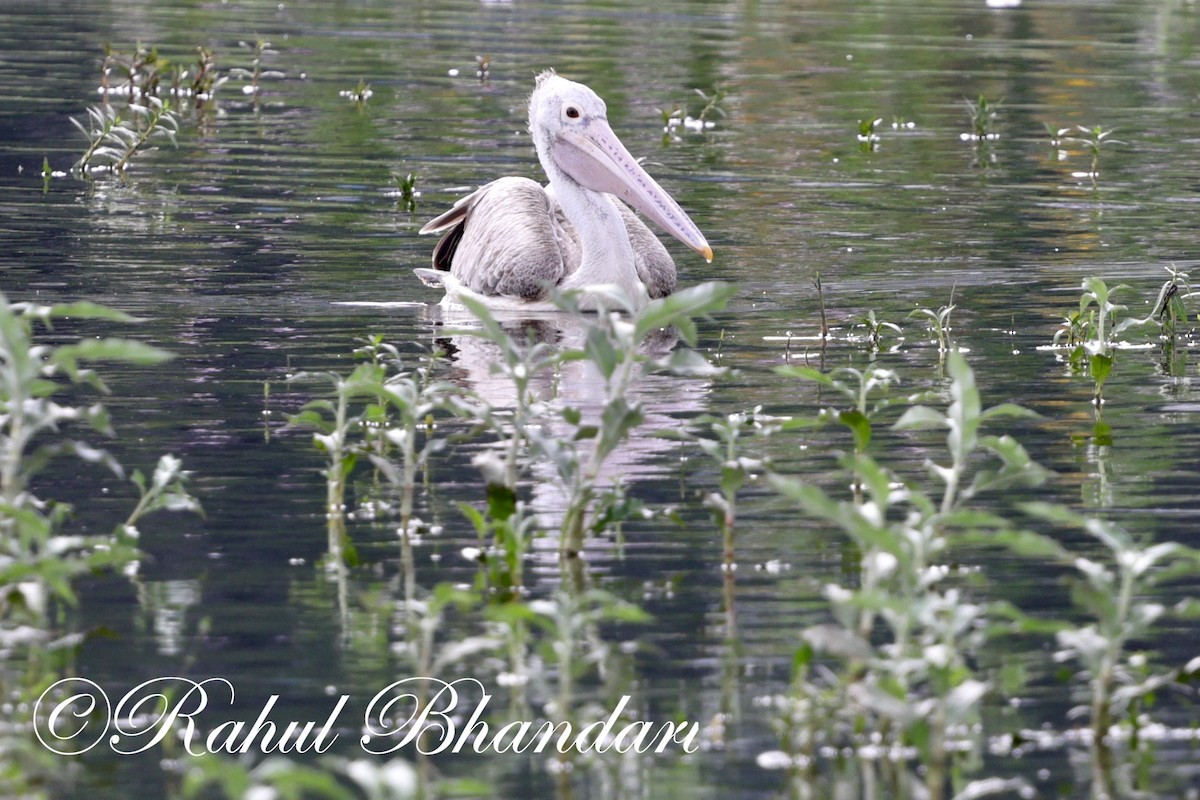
<box><xmin>187</xmin><ymin>46</ymin><xmax>225</xmax><ymax>107</ymax></box>
<box><xmin>1151</xmin><ymin>264</ymin><xmax>1193</xmax><ymax>377</ymax></box>
<box><xmin>231</xmin><ymin>38</ymin><xmax>281</xmax><ymax>100</ymax></box>
<box><xmin>693</xmin><ymin>408</ymin><xmax>778</xmax><ymax>561</ymax></box>
<box><xmin>350</xmin><ymin>337</ymin><xmax>461</xmax><ymax>609</ymax></box>
<box><xmin>454</xmin><ymin>282</ymin><xmax>735</xmax><ymax>566</ymax></box>
<box><xmin>857</xmin><ymin>309</ymin><xmax>902</xmax><ymax>353</ymax></box>
<box><xmin>553</xmin><ymin>283</ymin><xmax>735</xmax><ymax>559</ymax></box>
<box><xmin>692</xmin><ymin>84</ymin><xmax>728</xmax><ymax>127</ymax></box>
<box><xmin>71</xmin><ymin>96</ymin><xmax>180</xmax><ymax>176</ymax></box>
<box><xmin>0</xmin><ymin>296</ymin><xmax>199</xmax><ymax>616</ymax></box>
<box><xmin>1152</xmin><ymin>263</ymin><xmax>1191</xmax><ymax>339</ymax></box>
<box><xmin>909</xmin><ymin>295</ymin><xmax>956</xmax><ymax>358</ymax></box>
<box><xmin>776</xmin><ymin>364</ymin><xmax>899</xmax><ymax>463</ymax></box>
<box><xmin>1057</xmin><ymin>278</ymin><xmax>1143</xmax><ymax>405</ymax></box>
<box><xmin>0</xmin><ymin>294</ymin><xmax>199</xmax><ymax>799</ymax></box>
<box><xmin>657</xmin><ymin>104</ymin><xmax>684</xmax><ymax>144</ymax></box>
<box><xmin>101</xmin><ymin>42</ymin><xmax>171</xmax><ymax>103</ymax></box>
<box><xmin>393</xmin><ymin>171</ymin><xmax>418</xmax><ymax>212</ymax></box>
<box><xmin>1064</xmin><ymin>125</ymin><xmax>1124</xmax><ymax>184</ymax></box>
<box><xmin>857</xmin><ymin>116</ymin><xmax>882</xmax><ymax>152</ymax></box>
<box><xmin>990</xmin><ymin>504</ymin><xmax>1200</xmax><ymax>795</ymax></box>
<box><xmin>72</xmin><ymin>41</ymin><xmax>230</xmax><ymax>178</ymax></box>
<box><xmin>443</xmin><ymin>300</ymin><xmax>562</xmax><ymax>599</ymax></box>
<box><xmin>813</xmin><ymin>272</ymin><xmax>829</xmax><ymax>342</ymax></box>
<box><xmin>289</xmin><ymin>337</ymin><xmax>467</xmax><ymax>597</ymax></box>
<box><xmin>1045</xmin><ymin>122</ymin><xmax>1071</xmax><ymax>148</ymax></box>
<box><xmin>658</xmin><ymin>85</ymin><xmax>725</xmax><ymax>140</ymax></box>
<box><xmin>289</xmin><ymin>361</ymin><xmax>392</xmax><ymax>566</ymax></box>
<box><xmin>893</xmin><ymin>351</ymin><xmax>1044</xmax><ymax>515</ymax></box>
<box><xmin>340</xmin><ymin>78</ymin><xmax>374</xmax><ymax>108</ymax></box>
<box><xmin>39</xmin><ymin>156</ymin><xmax>63</xmax><ymax>194</ymax></box>
<box><xmin>390</xmin><ymin>582</ymin><xmax>496</xmax><ymax>791</ymax></box>
<box><xmin>963</xmin><ymin>95</ymin><xmax>1002</xmax><ymax>141</ymax></box>
<box><xmin>769</xmin><ymin>352</ymin><xmax>1044</xmax><ymax>799</ymax></box>
<box><xmin>1053</xmin><ymin>308</ymin><xmax>1091</xmax><ymax>359</ymax></box>
<box><xmin>774</xmin><ymin>362</ymin><xmax>903</xmax><ymax>505</ymax></box>
<box><xmin>519</xmin><ymin>588</ymin><xmax>650</xmax><ymax>766</ymax></box>
<box><xmin>666</xmin><ymin>407</ymin><xmax>781</xmax><ymax>635</ymax></box>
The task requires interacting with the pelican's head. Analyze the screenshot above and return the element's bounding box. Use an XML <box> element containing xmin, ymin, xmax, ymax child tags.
<box><xmin>527</xmin><ymin>70</ymin><xmax>713</xmax><ymax>263</ymax></box>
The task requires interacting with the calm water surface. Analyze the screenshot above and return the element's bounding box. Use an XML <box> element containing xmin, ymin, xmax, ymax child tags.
<box><xmin>3</xmin><ymin>0</ymin><xmax>1200</xmax><ymax>797</ymax></box>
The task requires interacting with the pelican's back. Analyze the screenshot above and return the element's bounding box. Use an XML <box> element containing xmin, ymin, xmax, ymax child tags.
<box><xmin>420</xmin><ymin>176</ymin><xmax>568</xmax><ymax>301</ymax></box>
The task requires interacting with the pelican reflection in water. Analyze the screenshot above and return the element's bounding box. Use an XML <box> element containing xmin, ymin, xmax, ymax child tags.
<box><xmin>417</xmin><ymin>70</ymin><xmax>712</xmax><ymax>310</ymax></box>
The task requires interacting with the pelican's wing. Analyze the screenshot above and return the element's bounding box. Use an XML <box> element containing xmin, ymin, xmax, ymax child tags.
<box><xmin>614</xmin><ymin>202</ymin><xmax>677</xmax><ymax>299</ymax></box>
<box><xmin>418</xmin><ymin>177</ymin><xmax>569</xmax><ymax>301</ymax></box>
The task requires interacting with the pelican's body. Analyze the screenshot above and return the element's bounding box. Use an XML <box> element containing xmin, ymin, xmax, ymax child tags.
<box><xmin>417</xmin><ymin>70</ymin><xmax>712</xmax><ymax>310</ymax></box>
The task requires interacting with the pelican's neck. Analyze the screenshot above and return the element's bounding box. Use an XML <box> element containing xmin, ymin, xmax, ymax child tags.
<box><xmin>546</xmin><ymin>171</ymin><xmax>647</xmax><ymax>308</ymax></box>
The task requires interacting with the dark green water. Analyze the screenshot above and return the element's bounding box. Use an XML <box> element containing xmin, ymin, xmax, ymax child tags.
<box><xmin>3</xmin><ymin>0</ymin><xmax>1200</xmax><ymax>797</ymax></box>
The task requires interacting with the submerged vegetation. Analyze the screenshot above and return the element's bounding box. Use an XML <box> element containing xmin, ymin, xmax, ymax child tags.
<box><xmin>72</xmin><ymin>43</ymin><xmax>209</xmax><ymax>176</ymax></box>
<box><xmin>256</xmin><ymin>271</ymin><xmax>1200</xmax><ymax>799</ymax></box>
<box><xmin>659</xmin><ymin>84</ymin><xmax>727</xmax><ymax>143</ymax></box>
<box><xmin>962</xmin><ymin>94</ymin><xmax>1002</xmax><ymax>141</ymax></box>
<box><xmin>8</xmin><ymin>267</ymin><xmax>1195</xmax><ymax>798</ymax></box>
<box><xmin>72</xmin><ymin>96</ymin><xmax>180</xmax><ymax>176</ymax></box>
<box><xmin>68</xmin><ymin>40</ymin><xmax>281</xmax><ymax>177</ymax></box>
<box><xmin>0</xmin><ymin>294</ymin><xmax>199</xmax><ymax>798</ymax></box>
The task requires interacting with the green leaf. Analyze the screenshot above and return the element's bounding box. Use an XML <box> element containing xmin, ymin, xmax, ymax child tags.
<box><xmin>986</xmin><ymin>599</ymin><xmax>1069</xmax><ymax>636</ymax></box>
<box><xmin>793</xmin><ymin>641</ymin><xmax>815</xmax><ymax>674</ymax></box>
<box><xmin>597</xmin><ymin>397</ymin><xmax>643</xmax><ymax>457</ymax></box>
<box><xmin>438</xmin><ymin>777</ymin><xmax>501</xmax><ymax>797</ymax></box>
<box><xmin>573</xmin><ymin>425</ymin><xmax>599</xmax><ymax>441</ymax></box>
<box><xmin>367</xmin><ymin>453</ymin><xmax>402</xmax><ymax>486</ymax></box>
<box><xmin>339</xmin><ymin>530</ymin><xmax>360</xmax><ymax>568</ymax></box>
<box><xmin>938</xmin><ymin>508</ymin><xmax>1014</xmax><ymax>533</ymax></box>
<box><xmin>601</xmin><ymin>601</ymin><xmax>653</xmax><ymax>624</ymax></box>
<box><xmin>979</xmin><ymin>402</ymin><xmax>1040</xmax><ymax>422</ymax></box>
<box><xmin>653</xmin><ymin>348</ymin><xmax>725</xmax><ymax>378</ymax></box>
<box><xmin>633</xmin><ymin>281</ymin><xmax>736</xmax><ymax>344</ymax></box>
<box><xmin>486</xmin><ymin>483</ymin><xmax>517</xmax><ymax>522</ymax></box>
<box><xmin>893</xmin><ymin>405</ymin><xmax>945</xmax><ymax>431</ymax></box>
<box><xmin>719</xmin><ymin>464</ymin><xmax>745</xmax><ymax>497</ymax></box>
<box><xmin>778</xmin><ymin>415</ymin><xmax>823</xmax><ymax>431</ymax></box>
<box><xmin>849</xmin><ymin>453</ymin><xmax>897</xmax><ymax>511</ymax></box>
<box><xmin>774</xmin><ymin>365</ymin><xmax>834</xmax><ymax>385</ymax></box>
<box><xmin>583</xmin><ymin>325</ymin><xmax>618</xmax><ymax>379</ymax></box>
<box><xmin>1089</xmin><ymin>351</ymin><xmax>1113</xmax><ymax>385</ymax></box>
<box><xmin>0</xmin><ymin>502</ymin><xmax>53</xmax><ymax>539</ymax></box>
<box><xmin>51</xmin><ymin>338</ymin><xmax>174</xmax><ymax>369</ymax></box>
<box><xmin>838</xmin><ymin>409</ymin><xmax>871</xmax><ymax>452</ymax></box>
<box><xmin>456</xmin><ymin>502</ymin><xmax>488</xmax><ymax>537</ymax></box>
<box><xmin>978</xmin><ymin>434</ymin><xmax>1031</xmax><ymax>466</ymax></box>
<box><xmin>34</xmin><ymin>301</ymin><xmax>143</xmax><ymax>324</ymax></box>
<box><xmin>1017</xmin><ymin>501</ymin><xmax>1087</xmax><ymax>529</ymax></box>
<box><xmin>965</xmin><ymin>527</ymin><xmax>1074</xmax><ymax>562</ymax></box>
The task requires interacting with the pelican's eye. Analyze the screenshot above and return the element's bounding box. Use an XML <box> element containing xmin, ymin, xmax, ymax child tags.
<box><xmin>565</xmin><ymin>106</ymin><xmax>580</xmax><ymax>119</ymax></box>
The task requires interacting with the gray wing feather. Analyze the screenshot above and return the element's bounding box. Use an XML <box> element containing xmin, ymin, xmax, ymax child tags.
<box><xmin>613</xmin><ymin>202</ymin><xmax>677</xmax><ymax>299</ymax></box>
<box><xmin>419</xmin><ymin>177</ymin><xmax>568</xmax><ymax>301</ymax></box>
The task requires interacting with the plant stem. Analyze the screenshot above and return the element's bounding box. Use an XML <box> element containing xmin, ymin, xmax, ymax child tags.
<box><xmin>399</xmin><ymin>421</ymin><xmax>418</xmax><ymax>611</ymax></box>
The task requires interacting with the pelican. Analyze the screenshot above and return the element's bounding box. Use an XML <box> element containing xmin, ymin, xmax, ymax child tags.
<box><xmin>416</xmin><ymin>70</ymin><xmax>713</xmax><ymax>310</ymax></box>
